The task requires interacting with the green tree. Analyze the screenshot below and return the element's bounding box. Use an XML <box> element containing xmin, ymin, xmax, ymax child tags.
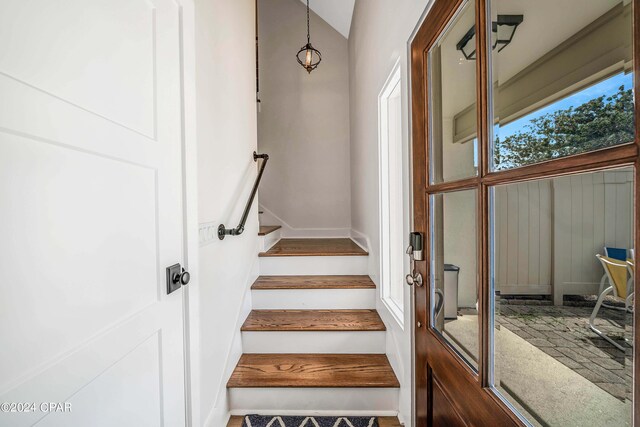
<box><xmin>494</xmin><ymin>85</ymin><xmax>635</xmax><ymax>170</ymax></box>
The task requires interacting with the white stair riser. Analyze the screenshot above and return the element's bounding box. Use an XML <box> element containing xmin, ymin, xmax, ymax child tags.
<box><xmin>259</xmin><ymin>230</ymin><xmax>281</xmax><ymax>252</ymax></box>
<box><xmin>241</xmin><ymin>331</ymin><xmax>386</xmax><ymax>353</ymax></box>
<box><xmin>259</xmin><ymin>256</ymin><xmax>368</xmax><ymax>275</ymax></box>
<box><xmin>251</xmin><ymin>289</ymin><xmax>376</xmax><ymax>309</ymax></box>
<box><xmin>229</xmin><ymin>388</ymin><xmax>399</xmax><ymax>414</ymax></box>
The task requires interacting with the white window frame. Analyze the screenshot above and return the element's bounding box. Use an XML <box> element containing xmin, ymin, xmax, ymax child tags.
<box><xmin>378</xmin><ymin>59</ymin><xmax>405</xmax><ymax>328</ymax></box>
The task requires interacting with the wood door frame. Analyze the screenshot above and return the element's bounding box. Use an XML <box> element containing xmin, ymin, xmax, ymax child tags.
<box><xmin>410</xmin><ymin>0</ymin><xmax>640</xmax><ymax>425</ymax></box>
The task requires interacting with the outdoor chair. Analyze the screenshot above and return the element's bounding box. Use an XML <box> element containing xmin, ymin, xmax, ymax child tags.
<box><xmin>599</xmin><ymin>247</ymin><xmax>629</xmax><ymax>310</ymax></box>
<box><xmin>589</xmin><ymin>254</ymin><xmax>633</xmax><ymax>351</ymax></box>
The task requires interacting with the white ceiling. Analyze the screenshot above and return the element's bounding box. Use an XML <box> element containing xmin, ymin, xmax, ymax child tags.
<box><xmin>299</xmin><ymin>0</ymin><xmax>355</xmax><ymax>39</ymax></box>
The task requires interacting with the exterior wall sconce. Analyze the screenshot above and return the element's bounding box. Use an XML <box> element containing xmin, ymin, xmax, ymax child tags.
<box><xmin>296</xmin><ymin>0</ymin><xmax>322</xmax><ymax>73</ymax></box>
<box><xmin>456</xmin><ymin>15</ymin><xmax>523</xmax><ymax>60</ymax></box>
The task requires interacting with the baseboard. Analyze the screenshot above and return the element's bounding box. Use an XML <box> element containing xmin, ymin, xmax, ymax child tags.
<box><xmin>350</xmin><ymin>228</ymin><xmax>370</xmax><ymax>253</ymax></box>
<box><xmin>351</xmin><ymin>228</ymin><xmax>412</xmax><ymax>426</ymax></box>
<box><xmin>259</xmin><ymin>204</ymin><xmax>351</xmax><ymax>238</ymax></box>
<box><xmin>204</xmin><ymin>407</ymin><xmax>232</xmax><ymax>427</ymax></box>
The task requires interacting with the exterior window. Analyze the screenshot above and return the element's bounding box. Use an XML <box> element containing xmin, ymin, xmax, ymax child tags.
<box><xmin>379</xmin><ymin>60</ymin><xmax>405</xmax><ymax>326</ymax></box>
<box><xmin>488</xmin><ymin>1</ymin><xmax>636</xmax><ymax>425</ymax></box>
<box><xmin>489</xmin><ymin>1</ymin><xmax>635</xmax><ymax>172</ymax></box>
<box><xmin>493</xmin><ymin>72</ymin><xmax>634</xmax><ymax>170</ymax></box>
<box><xmin>491</xmin><ymin>167</ymin><xmax>635</xmax><ymax>426</ymax></box>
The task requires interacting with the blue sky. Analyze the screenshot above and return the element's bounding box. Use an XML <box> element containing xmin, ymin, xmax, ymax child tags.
<box><xmin>496</xmin><ymin>72</ymin><xmax>633</xmax><ymax>140</ymax></box>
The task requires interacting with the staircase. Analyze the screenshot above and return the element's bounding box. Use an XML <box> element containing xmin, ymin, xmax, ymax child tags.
<box><xmin>227</xmin><ymin>230</ymin><xmax>400</xmax><ymax>417</ymax></box>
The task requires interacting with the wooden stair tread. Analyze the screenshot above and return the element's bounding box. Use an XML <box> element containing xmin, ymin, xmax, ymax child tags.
<box><xmin>241</xmin><ymin>310</ymin><xmax>386</xmax><ymax>331</ymax></box>
<box><xmin>227</xmin><ymin>416</ymin><xmax>401</xmax><ymax>426</ymax></box>
<box><xmin>252</xmin><ymin>275</ymin><xmax>375</xmax><ymax>290</ymax></box>
<box><xmin>259</xmin><ymin>225</ymin><xmax>282</xmax><ymax>236</ymax></box>
<box><xmin>227</xmin><ymin>354</ymin><xmax>400</xmax><ymax>388</ymax></box>
<box><xmin>259</xmin><ymin>238</ymin><xmax>368</xmax><ymax>257</ymax></box>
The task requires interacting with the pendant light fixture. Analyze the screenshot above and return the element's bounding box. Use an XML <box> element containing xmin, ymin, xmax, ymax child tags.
<box><xmin>296</xmin><ymin>0</ymin><xmax>322</xmax><ymax>73</ymax></box>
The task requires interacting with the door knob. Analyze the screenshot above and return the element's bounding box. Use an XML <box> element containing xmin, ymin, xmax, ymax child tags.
<box><xmin>174</xmin><ymin>268</ymin><xmax>190</xmax><ymax>286</ymax></box>
<box><xmin>406</xmin><ymin>271</ymin><xmax>423</xmax><ymax>287</ymax></box>
<box><xmin>166</xmin><ymin>263</ymin><xmax>190</xmax><ymax>295</ymax></box>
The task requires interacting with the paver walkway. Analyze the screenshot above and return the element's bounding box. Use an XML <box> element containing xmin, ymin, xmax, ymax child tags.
<box><xmin>496</xmin><ymin>296</ymin><xmax>632</xmax><ymax>402</ymax></box>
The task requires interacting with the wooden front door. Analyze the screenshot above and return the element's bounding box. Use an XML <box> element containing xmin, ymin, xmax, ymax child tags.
<box><xmin>411</xmin><ymin>0</ymin><xmax>640</xmax><ymax>426</ymax></box>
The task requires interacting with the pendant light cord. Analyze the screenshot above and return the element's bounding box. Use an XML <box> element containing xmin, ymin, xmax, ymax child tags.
<box><xmin>306</xmin><ymin>0</ymin><xmax>310</xmax><ymax>44</ymax></box>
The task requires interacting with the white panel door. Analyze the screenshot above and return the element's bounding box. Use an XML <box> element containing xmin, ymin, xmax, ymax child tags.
<box><xmin>0</xmin><ymin>1</ymin><xmax>188</xmax><ymax>426</ymax></box>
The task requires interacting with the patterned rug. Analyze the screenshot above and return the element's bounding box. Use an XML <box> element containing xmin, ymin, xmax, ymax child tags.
<box><xmin>241</xmin><ymin>415</ymin><xmax>379</xmax><ymax>427</ymax></box>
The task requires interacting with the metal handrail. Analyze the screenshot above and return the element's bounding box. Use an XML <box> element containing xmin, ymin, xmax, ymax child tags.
<box><xmin>218</xmin><ymin>151</ymin><xmax>269</xmax><ymax>240</ymax></box>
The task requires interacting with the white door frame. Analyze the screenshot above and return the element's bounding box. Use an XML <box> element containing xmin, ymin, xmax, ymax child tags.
<box><xmin>177</xmin><ymin>1</ymin><xmax>202</xmax><ymax>426</ymax></box>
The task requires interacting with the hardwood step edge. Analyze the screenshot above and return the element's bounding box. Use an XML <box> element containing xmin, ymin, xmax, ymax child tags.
<box><xmin>259</xmin><ymin>251</ymin><xmax>368</xmax><ymax>257</ymax></box>
<box><xmin>251</xmin><ymin>275</ymin><xmax>376</xmax><ymax>290</ymax></box>
<box><xmin>241</xmin><ymin>309</ymin><xmax>387</xmax><ymax>332</ymax></box>
<box><xmin>227</xmin><ymin>354</ymin><xmax>400</xmax><ymax>388</ymax></box>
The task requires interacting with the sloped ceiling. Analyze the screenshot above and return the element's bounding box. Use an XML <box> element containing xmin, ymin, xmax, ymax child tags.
<box><xmin>299</xmin><ymin>0</ymin><xmax>355</xmax><ymax>38</ymax></box>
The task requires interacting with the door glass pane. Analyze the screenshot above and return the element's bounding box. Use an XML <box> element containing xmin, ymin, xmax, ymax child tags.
<box><xmin>489</xmin><ymin>0</ymin><xmax>635</xmax><ymax>171</ymax></box>
<box><xmin>431</xmin><ymin>189</ymin><xmax>478</xmax><ymax>370</ymax></box>
<box><xmin>428</xmin><ymin>0</ymin><xmax>478</xmax><ymax>184</ymax></box>
<box><xmin>491</xmin><ymin>167</ymin><xmax>635</xmax><ymax>426</ymax></box>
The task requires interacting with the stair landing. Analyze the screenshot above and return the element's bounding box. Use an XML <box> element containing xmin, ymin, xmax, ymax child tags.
<box><xmin>259</xmin><ymin>225</ymin><xmax>281</xmax><ymax>236</ymax></box>
<box><xmin>259</xmin><ymin>238</ymin><xmax>368</xmax><ymax>257</ymax></box>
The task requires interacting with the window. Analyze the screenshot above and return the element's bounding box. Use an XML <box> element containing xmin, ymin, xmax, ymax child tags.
<box><xmin>428</xmin><ymin>0</ymin><xmax>478</xmax><ymax>184</ymax></box>
<box><xmin>379</xmin><ymin>60</ymin><xmax>405</xmax><ymax>326</ymax></box>
<box><xmin>493</xmin><ymin>72</ymin><xmax>635</xmax><ymax>170</ymax></box>
<box><xmin>489</xmin><ymin>0</ymin><xmax>635</xmax><ymax>172</ymax></box>
<box><xmin>430</xmin><ymin>189</ymin><xmax>479</xmax><ymax>370</ymax></box>
<box><xmin>487</xmin><ymin>1</ymin><xmax>636</xmax><ymax>424</ymax></box>
<box><xmin>491</xmin><ymin>167</ymin><xmax>634</xmax><ymax>426</ymax></box>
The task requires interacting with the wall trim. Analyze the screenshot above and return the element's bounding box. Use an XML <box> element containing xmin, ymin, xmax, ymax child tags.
<box><xmin>350</xmin><ymin>228</ymin><xmax>370</xmax><ymax>253</ymax></box>
<box><xmin>203</xmin><ymin>247</ymin><xmax>259</xmax><ymax>427</ymax></box>
<box><xmin>179</xmin><ymin>1</ymin><xmax>200</xmax><ymax>425</ymax></box>
<box><xmin>259</xmin><ymin>204</ymin><xmax>352</xmax><ymax>238</ymax></box>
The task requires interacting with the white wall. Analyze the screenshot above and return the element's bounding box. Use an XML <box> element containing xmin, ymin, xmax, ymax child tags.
<box><xmin>553</xmin><ymin>169</ymin><xmax>634</xmax><ymax>303</ymax></box>
<box><xmin>492</xmin><ymin>169</ymin><xmax>634</xmax><ymax>303</ymax></box>
<box><xmin>495</xmin><ymin>180</ymin><xmax>553</xmax><ymax>295</ymax></box>
<box><xmin>258</xmin><ymin>0</ymin><xmax>351</xmax><ymax>235</ymax></box>
<box><xmin>195</xmin><ymin>0</ymin><xmax>259</xmax><ymax>426</ymax></box>
<box><xmin>349</xmin><ymin>1</ymin><xmax>432</xmax><ymax>424</ymax></box>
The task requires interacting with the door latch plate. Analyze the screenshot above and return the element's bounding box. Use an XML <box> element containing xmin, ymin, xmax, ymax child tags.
<box><xmin>166</xmin><ymin>263</ymin><xmax>182</xmax><ymax>295</ymax></box>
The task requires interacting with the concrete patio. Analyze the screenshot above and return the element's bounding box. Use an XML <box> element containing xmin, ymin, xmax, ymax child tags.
<box><xmin>442</xmin><ymin>296</ymin><xmax>633</xmax><ymax>426</ymax></box>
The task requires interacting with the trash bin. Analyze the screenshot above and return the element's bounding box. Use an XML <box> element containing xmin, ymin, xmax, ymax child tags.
<box><xmin>443</xmin><ymin>264</ymin><xmax>460</xmax><ymax>319</ymax></box>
